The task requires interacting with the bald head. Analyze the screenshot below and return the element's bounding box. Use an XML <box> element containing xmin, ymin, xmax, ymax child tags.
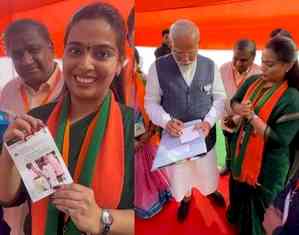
<box><xmin>233</xmin><ymin>39</ymin><xmax>256</xmax><ymax>73</ymax></box>
<box><xmin>234</xmin><ymin>39</ymin><xmax>256</xmax><ymax>56</ymax></box>
<box><xmin>169</xmin><ymin>19</ymin><xmax>199</xmax><ymax>43</ymax></box>
<box><xmin>169</xmin><ymin>20</ymin><xmax>199</xmax><ymax>65</ymax></box>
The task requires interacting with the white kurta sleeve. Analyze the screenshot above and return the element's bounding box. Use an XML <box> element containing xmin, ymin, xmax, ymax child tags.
<box><xmin>144</xmin><ymin>62</ymin><xmax>171</xmax><ymax>129</ymax></box>
<box><xmin>203</xmin><ymin>64</ymin><xmax>226</xmax><ymax>127</ymax></box>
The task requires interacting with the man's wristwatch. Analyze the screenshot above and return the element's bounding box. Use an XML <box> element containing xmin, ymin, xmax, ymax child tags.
<box><xmin>100</xmin><ymin>209</ymin><xmax>113</xmax><ymax>235</ymax></box>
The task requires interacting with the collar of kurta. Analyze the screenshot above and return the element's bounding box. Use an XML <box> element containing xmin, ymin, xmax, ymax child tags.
<box><xmin>17</xmin><ymin>63</ymin><xmax>61</xmax><ymax>95</ymax></box>
<box><xmin>232</xmin><ymin>63</ymin><xmax>253</xmax><ymax>77</ymax></box>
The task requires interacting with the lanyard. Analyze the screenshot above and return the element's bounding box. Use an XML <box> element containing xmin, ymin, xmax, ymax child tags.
<box><xmin>20</xmin><ymin>69</ymin><xmax>61</xmax><ymax>112</ymax></box>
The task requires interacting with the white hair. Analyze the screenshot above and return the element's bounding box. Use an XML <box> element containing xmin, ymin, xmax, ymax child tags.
<box><xmin>169</xmin><ymin>19</ymin><xmax>200</xmax><ymax>42</ymax></box>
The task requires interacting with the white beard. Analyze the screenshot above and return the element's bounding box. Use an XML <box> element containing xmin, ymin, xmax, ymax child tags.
<box><xmin>179</xmin><ymin>62</ymin><xmax>194</xmax><ymax>73</ymax></box>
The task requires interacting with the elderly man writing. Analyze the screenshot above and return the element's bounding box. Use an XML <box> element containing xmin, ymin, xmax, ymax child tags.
<box><xmin>145</xmin><ymin>19</ymin><xmax>226</xmax><ymax>222</ymax></box>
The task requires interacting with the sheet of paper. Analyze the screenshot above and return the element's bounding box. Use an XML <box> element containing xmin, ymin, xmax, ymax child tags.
<box><xmin>180</xmin><ymin>125</ymin><xmax>202</xmax><ymax>144</ymax></box>
<box><xmin>152</xmin><ymin>119</ymin><xmax>207</xmax><ymax>171</ymax></box>
<box><xmin>5</xmin><ymin>127</ymin><xmax>73</xmax><ymax>202</ymax></box>
<box><xmin>135</xmin><ymin>121</ymin><xmax>146</xmax><ymax>138</ymax></box>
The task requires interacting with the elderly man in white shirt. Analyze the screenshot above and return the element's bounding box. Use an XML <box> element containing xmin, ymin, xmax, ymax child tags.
<box><xmin>145</xmin><ymin>19</ymin><xmax>226</xmax><ymax>222</ymax></box>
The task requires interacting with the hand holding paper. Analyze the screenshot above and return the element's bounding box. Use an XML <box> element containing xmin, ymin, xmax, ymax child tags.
<box><xmin>152</xmin><ymin>119</ymin><xmax>207</xmax><ymax>170</ymax></box>
<box><xmin>5</xmin><ymin>127</ymin><xmax>73</xmax><ymax>202</ymax></box>
<box><xmin>166</xmin><ymin>118</ymin><xmax>184</xmax><ymax>137</ymax></box>
<box><xmin>3</xmin><ymin>114</ymin><xmax>45</xmax><ymax>144</ymax></box>
<box><xmin>52</xmin><ymin>184</ymin><xmax>101</xmax><ymax>234</ymax></box>
<box><xmin>193</xmin><ymin>121</ymin><xmax>211</xmax><ymax>137</ymax></box>
<box><xmin>180</xmin><ymin>125</ymin><xmax>203</xmax><ymax>144</ymax></box>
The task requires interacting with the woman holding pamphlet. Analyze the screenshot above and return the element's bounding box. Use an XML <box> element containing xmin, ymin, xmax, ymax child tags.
<box><xmin>0</xmin><ymin>2</ymin><xmax>134</xmax><ymax>235</ymax></box>
<box><xmin>227</xmin><ymin>36</ymin><xmax>299</xmax><ymax>235</ymax></box>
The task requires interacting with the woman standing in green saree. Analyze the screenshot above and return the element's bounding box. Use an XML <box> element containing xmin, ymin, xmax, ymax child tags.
<box><xmin>0</xmin><ymin>3</ymin><xmax>134</xmax><ymax>235</ymax></box>
<box><xmin>227</xmin><ymin>36</ymin><xmax>299</xmax><ymax>235</ymax></box>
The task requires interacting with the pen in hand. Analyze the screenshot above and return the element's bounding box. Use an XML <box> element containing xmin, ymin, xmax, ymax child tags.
<box><xmin>166</xmin><ymin>118</ymin><xmax>184</xmax><ymax>137</ymax></box>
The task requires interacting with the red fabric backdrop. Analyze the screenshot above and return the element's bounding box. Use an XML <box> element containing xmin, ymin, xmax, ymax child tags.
<box><xmin>1</xmin><ymin>0</ymin><xmax>298</xmax><ymax>51</ymax></box>
<box><xmin>135</xmin><ymin>0</ymin><xmax>299</xmax><ymax>49</ymax></box>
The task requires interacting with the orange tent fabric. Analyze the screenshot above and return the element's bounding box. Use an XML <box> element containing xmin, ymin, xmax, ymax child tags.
<box><xmin>136</xmin><ymin>0</ymin><xmax>250</xmax><ymax>12</ymax></box>
<box><xmin>135</xmin><ymin>0</ymin><xmax>299</xmax><ymax>49</ymax></box>
<box><xmin>0</xmin><ymin>0</ymin><xmax>133</xmax><ymax>56</ymax></box>
<box><xmin>1</xmin><ymin>0</ymin><xmax>298</xmax><ymax>51</ymax></box>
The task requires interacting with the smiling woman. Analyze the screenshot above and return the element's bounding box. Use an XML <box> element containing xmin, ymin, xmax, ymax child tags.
<box><xmin>0</xmin><ymin>3</ymin><xmax>134</xmax><ymax>235</ymax></box>
<box><xmin>63</xmin><ymin>17</ymin><xmax>123</xmax><ymax>105</ymax></box>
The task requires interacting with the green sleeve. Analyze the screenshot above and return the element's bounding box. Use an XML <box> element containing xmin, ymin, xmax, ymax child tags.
<box><xmin>259</xmin><ymin>89</ymin><xmax>299</xmax><ymax>204</ymax></box>
<box><xmin>118</xmin><ymin>105</ymin><xmax>134</xmax><ymax>209</ymax></box>
<box><xmin>266</xmin><ymin>89</ymin><xmax>299</xmax><ymax>147</ymax></box>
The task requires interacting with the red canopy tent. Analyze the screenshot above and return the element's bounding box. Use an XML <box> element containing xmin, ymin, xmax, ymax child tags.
<box><xmin>1</xmin><ymin>0</ymin><xmax>298</xmax><ymax>52</ymax></box>
<box><xmin>135</xmin><ymin>0</ymin><xmax>299</xmax><ymax>49</ymax></box>
<box><xmin>1</xmin><ymin>0</ymin><xmax>298</xmax><ymax>51</ymax></box>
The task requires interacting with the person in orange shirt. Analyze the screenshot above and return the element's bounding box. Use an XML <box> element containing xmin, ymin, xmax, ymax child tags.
<box><xmin>0</xmin><ymin>19</ymin><xmax>64</xmax><ymax>235</ymax></box>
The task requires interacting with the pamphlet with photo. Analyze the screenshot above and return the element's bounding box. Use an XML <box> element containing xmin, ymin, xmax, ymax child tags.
<box><xmin>4</xmin><ymin>127</ymin><xmax>73</xmax><ymax>202</ymax></box>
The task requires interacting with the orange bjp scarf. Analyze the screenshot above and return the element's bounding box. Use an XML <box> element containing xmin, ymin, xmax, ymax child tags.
<box><xmin>232</xmin><ymin>79</ymin><xmax>288</xmax><ymax>186</ymax></box>
<box><xmin>31</xmin><ymin>92</ymin><xmax>124</xmax><ymax>235</ymax></box>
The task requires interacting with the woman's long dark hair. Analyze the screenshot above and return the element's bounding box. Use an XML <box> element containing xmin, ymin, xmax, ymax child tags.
<box><xmin>266</xmin><ymin>36</ymin><xmax>299</xmax><ymax>90</ymax></box>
